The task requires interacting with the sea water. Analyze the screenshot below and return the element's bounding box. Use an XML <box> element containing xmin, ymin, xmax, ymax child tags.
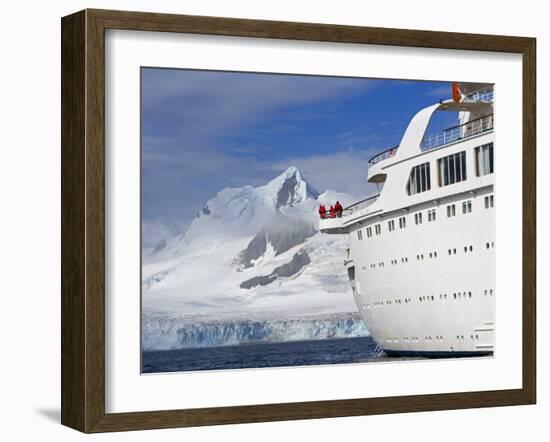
<box><xmin>142</xmin><ymin>336</ymin><xmax>383</xmax><ymax>373</ymax></box>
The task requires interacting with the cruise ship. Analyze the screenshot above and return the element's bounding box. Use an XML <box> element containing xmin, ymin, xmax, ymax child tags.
<box><xmin>320</xmin><ymin>83</ymin><xmax>494</xmax><ymax>357</ymax></box>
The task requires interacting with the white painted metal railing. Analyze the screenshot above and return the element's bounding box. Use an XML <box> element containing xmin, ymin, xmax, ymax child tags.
<box><xmin>421</xmin><ymin>114</ymin><xmax>494</xmax><ymax>151</ymax></box>
<box><xmin>368</xmin><ymin>146</ymin><xmax>398</xmax><ymax>166</ymax></box>
<box><xmin>463</xmin><ymin>90</ymin><xmax>494</xmax><ymax>103</ymax></box>
<box><xmin>341</xmin><ymin>194</ymin><xmax>379</xmax><ymax>217</ymax></box>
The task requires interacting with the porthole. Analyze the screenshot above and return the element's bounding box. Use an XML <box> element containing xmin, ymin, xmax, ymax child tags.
<box><xmin>464</xmin><ymin>246</ymin><xmax>468</xmax><ymax>252</ymax></box>
<box><xmin>453</xmin><ymin>293</ymin><xmax>457</xmax><ymax>299</ymax></box>
<box><xmin>469</xmin><ymin>245</ymin><xmax>473</xmax><ymax>252</ymax></box>
<box><xmin>490</xmin><ymin>289</ymin><xmax>493</xmax><ymax>296</ymax></box>
<box><xmin>448</xmin><ymin>249</ymin><xmax>451</xmax><ymax>255</ymax></box>
<box><xmin>453</xmin><ymin>248</ymin><xmax>457</xmax><ymax>254</ymax></box>
<box><xmin>468</xmin><ymin>291</ymin><xmax>472</xmax><ymax>298</ymax></box>
<box><xmin>434</xmin><ymin>251</ymin><xmax>437</xmax><ymax>258</ymax></box>
<box><xmin>486</xmin><ymin>242</ymin><xmax>490</xmax><ymax>249</ymax></box>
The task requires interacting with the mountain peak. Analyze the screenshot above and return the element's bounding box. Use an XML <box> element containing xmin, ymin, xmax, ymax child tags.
<box><xmin>266</xmin><ymin>166</ymin><xmax>319</xmax><ymax>208</ymax></box>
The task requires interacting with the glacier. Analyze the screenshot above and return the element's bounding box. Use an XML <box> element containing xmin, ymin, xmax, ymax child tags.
<box><xmin>142</xmin><ymin>312</ymin><xmax>369</xmax><ymax>351</ymax></box>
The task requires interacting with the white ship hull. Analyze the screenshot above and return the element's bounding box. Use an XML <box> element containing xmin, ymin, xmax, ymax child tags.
<box><xmin>320</xmin><ymin>87</ymin><xmax>495</xmax><ymax>356</ymax></box>
<box><xmin>346</xmin><ymin>186</ymin><xmax>494</xmax><ymax>356</ymax></box>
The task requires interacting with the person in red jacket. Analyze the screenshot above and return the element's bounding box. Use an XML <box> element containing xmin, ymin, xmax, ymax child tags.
<box><xmin>318</xmin><ymin>204</ymin><xmax>326</xmax><ymax>219</ymax></box>
<box><xmin>334</xmin><ymin>201</ymin><xmax>343</xmax><ymax>217</ymax></box>
<box><xmin>329</xmin><ymin>205</ymin><xmax>335</xmax><ymax>218</ymax></box>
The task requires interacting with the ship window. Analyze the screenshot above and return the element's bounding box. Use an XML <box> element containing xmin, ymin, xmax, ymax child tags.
<box><xmin>484</xmin><ymin>195</ymin><xmax>494</xmax><ymax>208</ymax></box>
<box><xmin>375</xmin><ymin>224</ymin><xmax>381</xmax><ymax>235</ymax></box>
<box><xmin>347</xmin><ymin>266</ymin><xmax>355</xmax><ymax>281</ymax></box>
<box><xmin>399</xmin><ymin>216</ymin><xmax>407</xmax><ymax>229</ymax></box>
<box><xmin>475</xmin><ymin>142</ymin><xmax>494</xmax><ymax>176</ymax></box>
<box><xmin>388</xmin><ymin>220</ymin><xmax>395</xmax><ymax>231</ymax></box>
<box><xmin>462</xmin><ymin>200</ymin><xmax>472</xmax><ymax>214</ymax></box>
<box><xmin>357</xmin><ymin>230</ymin><xmax>363</xmax><ymax>240</ymax></box>
<box><xmin>407</xmin><ymin>162</ymin><xmax>431</xmax><ymax>195</ymax></box>
<box><xmin>438</xmin><ymin>151</ymin><xmax>467</xmax><ymax>186</ymax></box>
<box><xmin>428</xmin><ymin>209</ymin><xmax>436</xmax><ymax>222</ymax></box>
<box><xmin>446</xmin><ymin>204</ymin><xmax>456</xmax><ymax>217</ymax></box>
<box><xmin>414</xmin><ymin>212</ymin><xmax>423</xmax><ymax>225</ymax></box>
<box><xmin>366</xmin><ymin>227</ymin><xmax>372</xmax><ymax>238</ymax></box>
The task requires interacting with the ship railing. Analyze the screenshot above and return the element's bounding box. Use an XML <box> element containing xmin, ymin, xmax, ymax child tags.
<box><xmin>341</xmin><ymin>194</ymin><xmax>379</xmax><ymax>217</ymax></box>
<box><xmin>462</xmin><ymin>90</ymin><xmax>494</xmax><ymax>103</ymax></box>
<box><xmin>421</xmin><ymin>114</ymin><xmax>494</xmax><ymax>151</ymax></box>
<box><xmin>319</xmin><ymin>195</ymin><xmax>378</xmax><ymax>220</ymax></box>
<box><xmin>367</xmin><ymin>145</ymin><xmax>399</xmax><ymax>166</ymax></box>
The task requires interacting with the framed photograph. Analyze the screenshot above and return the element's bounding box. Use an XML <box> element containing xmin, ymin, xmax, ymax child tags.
<box><xmin>61</xmin><ymin>9</ymin><xmax>536</xmax><ymax>433</ymax></box>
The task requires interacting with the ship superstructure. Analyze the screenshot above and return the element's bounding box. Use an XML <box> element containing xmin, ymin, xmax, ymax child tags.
<box><xmin>320</xmin><ymin>83</ymin><xmax>494</xmax><ymax>356</ymax></box>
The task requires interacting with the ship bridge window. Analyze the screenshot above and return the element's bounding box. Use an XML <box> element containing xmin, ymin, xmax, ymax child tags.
<box><xmin>414</xmin><ymin>212</ymin><xmax>423</xmax><ymax>225</ymax></box>
<box><xmin>375</xmin><ymin>224</ymin><xmax>381</xmax><ymax>235</ymax></box>
<box><xmin>388</xmin><ymin>220</ymin><xmax>395</xmax><ymax>231</ymax></box>
<box><xmin>484</xmin><ymin>195</ymin><xmax>494</xmax><ymax>208</ymax></box>
<box><xmin>438</xmin><ymin>151</ymin><xmax>467</xmax><ymax>186</ymax></box>
<box><xmin>475</xmin><ymin>142</ymin><xmax>494</xmax><ymax>176</ymax></box>
<box><xmin>357</xmin><ymin>230</ymin><xmax>363</xmax><ymax>240</ymax></box>
<box><xmin>428</xmin><ymin>209</ymin><xmax>436</xmax><ymax>222</ymax></box>
<box><xmin>407</xmin><ymin>162</ymin><xmax>431</xmax><ymax>195</ymax></box>
<box><xmin>366</xmin><ymin>226</ymin><xmax>372</xmax><ymax>237</ymax></box>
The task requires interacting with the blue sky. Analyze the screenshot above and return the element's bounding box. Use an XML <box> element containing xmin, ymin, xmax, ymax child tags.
<box><xmin>141</xmin><ymin>68</ymin><xmax>457</xmax><ymax>246</ymax></box>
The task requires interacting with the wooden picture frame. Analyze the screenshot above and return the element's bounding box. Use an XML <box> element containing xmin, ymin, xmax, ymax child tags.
<box><xmin>61</xmin><ymin>8</ymin><xmax>536</xmax><ymax>433</ymax></box>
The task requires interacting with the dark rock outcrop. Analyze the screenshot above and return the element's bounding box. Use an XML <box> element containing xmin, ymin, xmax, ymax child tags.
<box><xmin>238</xmin><ymin>215</ymin><xmax>316</xmax><ymax>268</ymax></box>
<box><xmin>240</xmin><ymin>250</ymin><xmax>311</xmax><ymax>289</ymax></box>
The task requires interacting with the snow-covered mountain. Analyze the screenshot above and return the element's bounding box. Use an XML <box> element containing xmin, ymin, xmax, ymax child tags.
<box><xmin>142</xmin><ymin>166</ymin><xmax>367</xmax><ymax>349</ymax></box>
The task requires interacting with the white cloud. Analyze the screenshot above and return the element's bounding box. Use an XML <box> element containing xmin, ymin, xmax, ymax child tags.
<box><xmin>142</xmin><ymin>218</ymin><xmax>174</xmax><ymax>248</ymax></box>
<box><xmin>141</xmin><ymin>69</ymin><xmax>376</xmax><ymax>148</ymax></box>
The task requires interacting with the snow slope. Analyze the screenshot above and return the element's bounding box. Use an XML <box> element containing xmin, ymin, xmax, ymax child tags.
<box><xmin>142</xmin><ymin>167</ymin><xmax>367</xmax><ymax>349</ymax></box>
